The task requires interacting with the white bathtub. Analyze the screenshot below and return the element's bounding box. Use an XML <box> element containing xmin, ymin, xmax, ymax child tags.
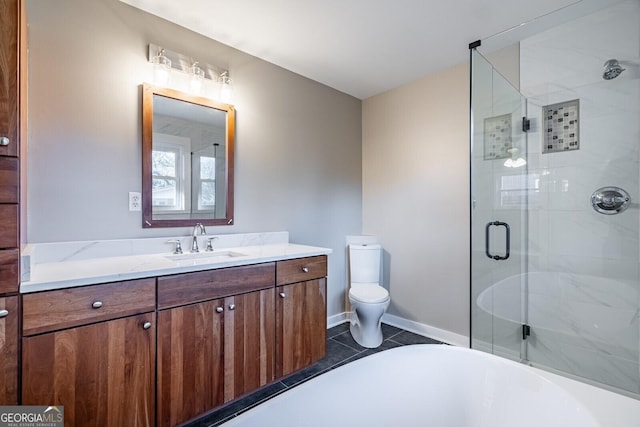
<box><xmin>221</xmin><ymin>345</ymin><xmax>640</xmax><ymax>427</ymax></box>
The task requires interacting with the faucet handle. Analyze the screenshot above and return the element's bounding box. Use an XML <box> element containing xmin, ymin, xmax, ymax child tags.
<box><xmin>167</xmin><ymin>239</ymin><xmax>183</xmax><ymax>254</ymax></box>
<box><xmin>205</xmin><ymin>237</ymin><xmax>218</xmax><ymax>252</ymax></box>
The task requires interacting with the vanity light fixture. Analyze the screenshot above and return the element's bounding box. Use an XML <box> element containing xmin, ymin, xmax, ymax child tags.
<box><xmin>148</xmin><ymin>43</ymin><xmax>233</xmax><ymax>103</ymax></box>
<box><xmin>151</xmin><ymin>48</ymin><xmax>172</xmax><ymax>86</ymax></box>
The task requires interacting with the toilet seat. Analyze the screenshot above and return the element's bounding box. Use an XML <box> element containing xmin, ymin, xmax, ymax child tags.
<box><xmin>349</xmin><ymin>285</ymin><xmax>389</xmax><ymax>304</ymax></box>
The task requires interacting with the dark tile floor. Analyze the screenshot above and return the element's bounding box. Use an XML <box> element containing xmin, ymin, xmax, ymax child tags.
<box><xmin>184</xmin><ymin>322</ymin><xmax>444</xmax><ymax>427</ymax></box>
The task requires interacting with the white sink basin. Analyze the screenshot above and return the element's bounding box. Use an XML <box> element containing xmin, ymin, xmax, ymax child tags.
<box><xmin>165</xmin><ymin>250</ymin><xmax>246</xmax><ymax>262</ymax></box>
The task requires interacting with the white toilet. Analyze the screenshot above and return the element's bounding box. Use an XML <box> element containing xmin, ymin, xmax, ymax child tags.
<box><xmin>348</xmin><ymin>244</ymin><xmax>390</xmax><ymax>348</ymax></box>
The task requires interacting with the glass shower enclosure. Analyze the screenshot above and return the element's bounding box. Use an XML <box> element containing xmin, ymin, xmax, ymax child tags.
<box><xmin>470</xmin><ymin>0</ymin><xmax>640</xmax><ymax>397</ymax></box>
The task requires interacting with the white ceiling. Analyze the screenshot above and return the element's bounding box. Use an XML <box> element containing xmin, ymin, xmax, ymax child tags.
<box><xmin>121</xmin><ymin>0</ymin><xmax>610</xmax><ymax>99</ymax></box>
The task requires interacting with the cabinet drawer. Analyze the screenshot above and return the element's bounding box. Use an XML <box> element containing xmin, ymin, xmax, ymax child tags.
<box><xmin>158</xmin><ymin>262</ymin><xmax>275</xmax><ymax>309</ymax></box>
<box><xmin>23</xmin><ymin>278</ymin><xmax>156</xmax><ymax>335</ymax></box>
<box><xmin>276</xmin><ymin>256</ymin><xmax>327</xmax><ymax>285</ymax></box>
<box><xmin>0</xmin><ymin>249</ymin><xmax>19</xmax><ymax>295</ymax></box>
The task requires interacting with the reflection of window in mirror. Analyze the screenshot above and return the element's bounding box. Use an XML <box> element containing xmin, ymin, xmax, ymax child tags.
<box><xmin>152</xmin><ymin>133</ymin><xmax>190</xmax><ymax>214</ymax></box>
<box><xmin>192</xmin><ymin>145</ymin><xmax>217</xmax><ymax>214</ymax></box>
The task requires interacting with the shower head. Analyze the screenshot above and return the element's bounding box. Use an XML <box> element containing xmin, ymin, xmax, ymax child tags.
<box><xmin>603</xmin><ymin>59</ymin><xmax>626</xmax><ymax>80</ymax></box>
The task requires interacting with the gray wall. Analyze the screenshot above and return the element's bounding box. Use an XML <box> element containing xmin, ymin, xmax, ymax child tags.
<box><xmin>25</xmin><ymin>0</ymin><xmax>362</xmax><ymax>318</ymax></box>
<box><xmin>361</xmin><ymin>46</ymin><xmax>519</xmax><ymax>342</ymax></box>
<box><xmin>362</xmin><ymin>62</ymin><xmax>470</xmax><ymax>340</ymax></box>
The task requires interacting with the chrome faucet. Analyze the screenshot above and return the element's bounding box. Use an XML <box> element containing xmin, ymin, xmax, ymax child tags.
<box><xmin>191</xmin><ymin>223</ymin><xmax>207</xmax><ymax>252</ymax></box>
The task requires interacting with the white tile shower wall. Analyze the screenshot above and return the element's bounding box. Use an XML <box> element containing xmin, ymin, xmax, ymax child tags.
<box><xmin>520</xmin><ymin>0</ymin><xmax>640</xmax><ymax>394</ymax></box>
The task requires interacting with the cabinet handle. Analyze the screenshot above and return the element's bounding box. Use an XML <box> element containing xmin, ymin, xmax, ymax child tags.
<box><xmin>92</xmin><ymin>301</ymin><xmax>103</xmax><ymax>309</ymax></box>
<box><xmin>279</xmin><ymin>292</ymin><xmax>286</xmax><ymax>298</ymax></box>
<box><xmin>0</xmin><ymin>137</ymin><xmax>9</xmax><ymax>146</ymax></box>
<box><xmin>142</xmin><ymin>322</ymin><xmax>152</xmax><ymax>330</ymax></box>
<box><xmin>301</xmin><ymin>267</ymin><xmax>309</xmax><ymax>273</ymax></box>
<box><xmin>216</xmin><ymin>306</ymin><xmax>224</xmax><ymax>313</ymax></box>
<box><xmin>0</xmin><ymin>309</ymin><xmax>8</xmax><ymax>318</ymax></box>
<box><xmin>228</xmin><ymin>304</ymin><xmax>236</xmax><ymax>310</ymax></box>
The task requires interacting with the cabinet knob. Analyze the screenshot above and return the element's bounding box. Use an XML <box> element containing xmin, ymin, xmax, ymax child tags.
<box><xmin>279</xmin><ymin>292</ymin><xmax>286</xmax><ymax>298</ymax></box>
<box><xmin>92</xmin><ymin>301</ymin><xmax>103</xmax><ymax>309</ymax></box>
<box><xmin>0</xmin><ymin>309</ymin><xmax>8</xmax><ymax>318</ymax></box>
<box><xmin>0</xmin><ymin>137</ymin><xmax>9</xmax><ymax>146</ymax></box>
<box><xmin>142</xmin><ymin>321</ymin><xmax>152</xmax><ymax>330</ymax></box>
<box><xmin>301</xmin><ymin>267</ymin><xmax>309</xmax><ymax>273</ymax></box>
<box><xmin>216</xmin><ymin>306</ymin><xmax>224</xmax><ymax>313</ymax></box>
<box><xmin>228</xmin><ymin>304</ymin><xmax>236</xmax><ymax>310</ymax></box>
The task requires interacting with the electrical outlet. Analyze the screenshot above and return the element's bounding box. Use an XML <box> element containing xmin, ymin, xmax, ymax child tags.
<box><xmin>129</xmin><ymin>192</ymin><xmax>141</xmax><ymax>211</ymax></box>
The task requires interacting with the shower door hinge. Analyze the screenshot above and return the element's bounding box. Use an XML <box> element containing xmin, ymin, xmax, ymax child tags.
<box><xmin>522</xmin><ymin>324</ymin><xmax>531</xmax><ymax>340</ymax></box>
<box><xmin>522</xmin><ymin>117</ymin><xmax>531</xmax><ymax>132</ymax></box>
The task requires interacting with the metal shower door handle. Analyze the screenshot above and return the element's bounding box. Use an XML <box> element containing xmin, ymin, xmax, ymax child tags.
<box><xmin>485</xmin><ymin>221</ymin><xmax>510</xmax><ymax>260</ymax></box>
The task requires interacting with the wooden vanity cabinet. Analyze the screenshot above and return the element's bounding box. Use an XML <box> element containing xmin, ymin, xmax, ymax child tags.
<box><xmin>17</xmin><ymin>254</ymin><xmax>327</xmax><ymax>425</ymax></box>
<box><xmin>0</xmin><ymin>0</ymin><xmax>25</xmax><ymax>406</ymax></box>
<box><xmin>21</xmin><ymin>278</ymin><xmax>156</xmax><ymax>427</ymax></box>
<box><xmin>157</xmin><ymin>263</ymin><xmax>276</xmax><ymax>427</ymax></box>
<box><xmin>275</xmin><ymin>256</ymin><xmax>327</xmax><ymax>377</ymax></box>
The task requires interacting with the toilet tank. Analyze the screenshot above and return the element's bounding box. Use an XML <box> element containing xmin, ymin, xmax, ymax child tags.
<box><xmin>349</xmin><ymin>244</ymin><xmax>381</xmax><ymax>284</ymax></box>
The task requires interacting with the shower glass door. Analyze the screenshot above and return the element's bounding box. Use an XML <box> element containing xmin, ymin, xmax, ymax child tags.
<box><xmin>470</xmin><ymin>49</ymin><xmax>529</xmax><ymax>362</ymax></box>
<box><xmin>471</xmin><ymin>0</ymin><xmax>640</xmax><ymax>397</ymax></box>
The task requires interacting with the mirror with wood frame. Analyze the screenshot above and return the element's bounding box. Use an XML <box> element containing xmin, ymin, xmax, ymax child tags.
<box><xmin>142</xmin><ymin>83</ymin><xmax>235</xmax><ymax>227</ymax></box>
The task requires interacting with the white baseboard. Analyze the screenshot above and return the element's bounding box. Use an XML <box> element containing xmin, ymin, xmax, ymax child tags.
<box><xmin>381</xmin><ymin>313</ymin><xmax>469</xmax><ymax>347</ymax></box>
<box><xmin>327</xmin><ymin>312</ymin><xmax>348</xmax><ymax>329</ymax></box>
<box><xmin>326</xmin><ymin>312</ymin><xmax>469</xmax><ymax>347</ymax></box>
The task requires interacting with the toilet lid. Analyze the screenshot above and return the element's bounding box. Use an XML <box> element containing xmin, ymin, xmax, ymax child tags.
<box><xmin>349</xmin><ymin>285</ymin><xmax>389</xmax><ymax>303</ymax></box>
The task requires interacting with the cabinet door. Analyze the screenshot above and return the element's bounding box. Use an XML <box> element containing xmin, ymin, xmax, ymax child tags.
<box><xmin>0</xmin><ymin>295</ymin><xmax>18</xmax><ymax>404</ymax></box>
<box><xmin>0</xmin><ymin>0</ymin><xmax>20</xmax><ymax>157</ymax></box>
<box><xmin>224</xmin><ymin>288</ymin><xmax>275</xmax><ymax>401</ymax></box>
<box><xmin>22</xmin><ymin>313</ymin><xmax>156</xmax><ymax>427</ymax></box>
<box><xmin>276</xmin><ymin>278</ymin><xmax>327</xmax><ymax>378</ymax></box>
<box><xmin>157</xmin><ymin>300</ymin><xmax>225</xmax><ymax>427</ymax></box>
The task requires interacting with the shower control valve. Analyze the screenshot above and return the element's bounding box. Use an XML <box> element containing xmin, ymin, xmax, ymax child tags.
<box><xmin>591</xmin><ymin>187</ymin><xmax>630</xmax><ymax>215</ymax></box>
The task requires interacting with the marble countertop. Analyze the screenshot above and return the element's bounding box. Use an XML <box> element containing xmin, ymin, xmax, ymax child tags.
<box><xmin>21</xmin><ymin>232</ymin><xmax>331</xmax><ymax>293</ymax></box>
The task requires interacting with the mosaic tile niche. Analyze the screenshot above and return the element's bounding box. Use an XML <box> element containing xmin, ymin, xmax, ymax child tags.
<box><xmin>483</xmin><ymin>114</ymin><xmax>512</xmax><ymax>160</ymax></box>
<box><xmin>543</xmin><ymin>99</ymin><xmax>579</xmax><ymax>153</ymax></box>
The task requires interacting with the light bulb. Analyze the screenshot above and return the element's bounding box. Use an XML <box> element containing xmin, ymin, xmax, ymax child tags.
<box><xmin>219</xmin><ymin>71</ymin><xmax>233</xmax><ymax>103</ymax></box>
<box><xmin>189</xmin><ymin>62</ymin><xmax>205</xmax><ymax>95</ymax></box>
